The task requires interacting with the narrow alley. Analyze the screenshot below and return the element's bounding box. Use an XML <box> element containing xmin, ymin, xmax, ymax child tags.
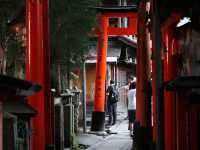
<box><xmin>1</xmin><ymin>0</ymin><xmax>200</xmax><ymax>150</ymax></box>
<box><xmin>76</xmin><ymin>101</ymin><xmax>133</xmax><ymax>150</ymax></box>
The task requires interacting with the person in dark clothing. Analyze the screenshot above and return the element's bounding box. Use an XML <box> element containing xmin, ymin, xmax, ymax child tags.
<box><xmin>106</xmin><ymin>80</ymin><xmax>118</xmax><ymax>126</ymax></box>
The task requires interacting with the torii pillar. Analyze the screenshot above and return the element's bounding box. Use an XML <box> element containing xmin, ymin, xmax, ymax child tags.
<box><xmin>91</xmin><ymin>6</ymin><xmax>137</xmax><ymax>131</ymax></box>
<box><xmin>161</xmin><ymin>13</ymin><xmax>180</xmax><ymax>150</ymax></box>
<box><xmin>26</xmin><ymin>0</ymin><xmax>52</xmax><ymax>149</ymax></box>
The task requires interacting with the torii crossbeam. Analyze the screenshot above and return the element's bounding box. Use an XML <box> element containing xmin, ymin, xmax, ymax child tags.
<box><xmin>91</xmin><ymin>6</ymin><xmax>138</xmax><ymax>131</ymax></box>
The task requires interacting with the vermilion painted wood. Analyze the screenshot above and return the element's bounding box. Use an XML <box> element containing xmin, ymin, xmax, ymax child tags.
<box><xmin>94</xmin><ymin>11</ymin><xmax>137</xmax><ymax>112</ymax></box>
<box><xmin>26</xmin><ymin>0</ymin><xmax>46</xmax><ymax>149</ymax></box>
<box><xmin>136</xmin><ymin>1</ymin><xmax>149</xmax><ymax>128</ymax></box>
<box><xmin>176</xmin><ymin>94</ymin><xmax>187</xmax><ymax>150</ymax></box>
<box><xmin>102</xmin><ymin>12</ymin><xmax>137</xmax><ymax>35</ymax></box>
<box><xmin>161</xmin><ymin>13</ymin><xmax>180</xmax><ymax>150</ymax></box>
<box><xmin>171</xmin><ymin>38</ymin><xmax>179</xmax><ymax>149</ymax></box>
<box><xmin>163</xmin><ymin>29</ymin><xmax>175</xmax><ymax>150</ymax></box>
<box><xmin>168</xmin><ymin>32</ymin><xmax>176</xmax><ymax>150</ymax></box>
<box><xmin>151</xmin><ymin>58</ymin><xmax>157</xmax><ymax>142</ymax></box>
<box><xmin>42</xmin><ymin>0</ymin><xmax>53</xmax><ymax>145</ymax></box>
<box><xmin>0</xmin><ymin>102</ymin><xmax>2</xmax><ymax>150</ymax></box>
<box><xmin>93</xmin><ymin>15</ymin><xmax>108</xmax><ymax>112</ymax></box>
<box><xmin>190</xmin><ymin>107</ymin><xmax>198</xmax><ymax>150</ymax></box>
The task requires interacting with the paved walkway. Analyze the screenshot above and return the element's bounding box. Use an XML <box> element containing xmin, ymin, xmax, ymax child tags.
<box><xmin>76</xmin><ymin>101</ymin><xmax>133</xmax><ymax>150</ymax></box>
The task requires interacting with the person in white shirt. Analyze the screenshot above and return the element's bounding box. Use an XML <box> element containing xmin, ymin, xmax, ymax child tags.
<box><xmin>127</xmin><ymin>82</ymin><xmax>136</xmax><ymax>136</ymax></box>
<box><xmin>124</xmin><ymin>76</ymin><xmax>136</xmax><ymax>120</ymax></box>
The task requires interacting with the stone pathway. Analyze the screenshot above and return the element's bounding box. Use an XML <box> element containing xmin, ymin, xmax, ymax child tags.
<box><xmin>86</xmin><ymin>119</ymin><xmax>133</xmax><ymax>150</ymax></box>
<box><xmin>76</xmin><ymin>102</ymin><xmax>133</xmax><ymax>150</ymax></box>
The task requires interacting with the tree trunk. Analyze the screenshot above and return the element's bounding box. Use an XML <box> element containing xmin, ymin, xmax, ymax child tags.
<box><xmin>2</xmin><ymin>49</ymin><xmax>7</xmax><ymax>75</ymax></box>
<box><xmin>57</xmin><ymin>64</ymin><xmax>62</xmax><ymax>94</ymax></box>
<box><xmin>67</xmin><ymin>71</ymin><xmax>70</xmax><ymax>89</ymax></box>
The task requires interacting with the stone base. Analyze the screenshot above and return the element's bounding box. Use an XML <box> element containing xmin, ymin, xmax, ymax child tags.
<box><xmin>91</xmin><ymin>111</ymin><xmax>105</xmax><ymax>131</ymax></box>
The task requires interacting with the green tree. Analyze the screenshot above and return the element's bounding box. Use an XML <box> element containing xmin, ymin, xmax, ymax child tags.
<box><xmin>0</xmin><ymin>0</ymin><xmax>25</xmax><ymax>76</ymax></box>
<box><xmin>50</xmin><ymin>0</ymin><xmax>100</xmax><ymax>92</ymax></box>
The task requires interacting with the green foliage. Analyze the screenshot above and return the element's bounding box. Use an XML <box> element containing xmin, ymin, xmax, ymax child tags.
<box><xmin>6</xmin><ymin>35</ymin><xmax>24</xmax><ymax>76</ymax></box>
<box><xmin>134</xmin><ymin>0</ymin><xmax>141</xmax><ymax>4</ymax></box>
<box><xmin>50</xmin><ymin>0</ymin><xmax>101</xmax><ymax>89</ymax></box>
<box><xmin>51</xmin><ymin>63</ymin><xmax>58</xmax><ymax>89</ymax></box>
<box><xmin>50</xmin><ymin>0</ymin><xmax>100</xmax><ymax>68</ymax></box>
<box><xmin>0</xmin><ymin>0</ymin><xmax>24</xmax><ymax>47</ymax></box>
<box><xmin>0</xmin><ymin>0</ymin><xmax>25</xmax><ymax>76</ymax></box>
<box><xmin>6</xmin><ymin>35</ymin><xmax>21</xmax><ymax>65</ymax></box>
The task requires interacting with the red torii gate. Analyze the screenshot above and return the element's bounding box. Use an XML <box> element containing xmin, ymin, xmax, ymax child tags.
<box><xmin>90</xmin><ymin>6</ymin><xmax>137</xmax><ymax>131</ymax></box>
<box><xmin>26</xmin><ymin>0</ymin><xmax>52</xmax><ymax>149</ymax></box>
<box><xmin>161</xmin><ymin>13</ymin><xmax>180</xmax><ymax>150</ymax></box>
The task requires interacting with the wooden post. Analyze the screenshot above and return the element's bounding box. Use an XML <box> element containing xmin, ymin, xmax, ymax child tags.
<box><xmin>163</xmin><ymin>29</ymin><xmax>175</xmax><ymax>150</ymax></box>
<box><xmin>91</xmin><ymin>15</ymin><xmax>108</xmax><ymax>131</ymax></box>
<box><xmin>161</xmin><ymin>13</ymin><xmax>180</xmax><ymax>150</ymax></box>
<box><xmin>91</xmin><ymin>7</ymin><xmax>137</xmax><ymax>132</ymax></box>
<box><xmin>152</xmin><ymin>52</ymin><xmax>157</xmax><ymax>143</ymax></box>
<box><xmin>152</xmin><ymin>0</ymin><xmax>164</xmax><ymax>149</ymax></box>
<box><xmin>26</xmin><ymin>0</ymin><xmax>50</xmax><ymax>149</ymax></box>
<box><xmin>136</xmin><ymin>1</ymin><xmax>151</xmax><ymax>148</ymax></box>
<box><xmin>82</xmin><ymin>61</ymin><xmax>87</xmax><ymax>133</ymax></box>
<box><xmin>42</xmin><ymin>0</ymin><xmax>53</xmax><ymax>145</ymax></box>
<box><xmin>0</xmin><ymin>101</ymin><xmax>2</xmax><ymax>150</ymax></box>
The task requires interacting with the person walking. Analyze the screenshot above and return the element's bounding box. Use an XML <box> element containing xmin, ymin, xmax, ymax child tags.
<box><xmin>127</xmin><ymin>82</ymin><xmax>136</xmax><ymax>136</ymax></box>
<box><xmin>124</xmin><ymin>76</ymin><xmax>136</xmax><ymax>120</ymax></box>
<box><xmin>106</xmin><ymin>80</ymin><xmax>118</xmax><ymax>126</ymax></box>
